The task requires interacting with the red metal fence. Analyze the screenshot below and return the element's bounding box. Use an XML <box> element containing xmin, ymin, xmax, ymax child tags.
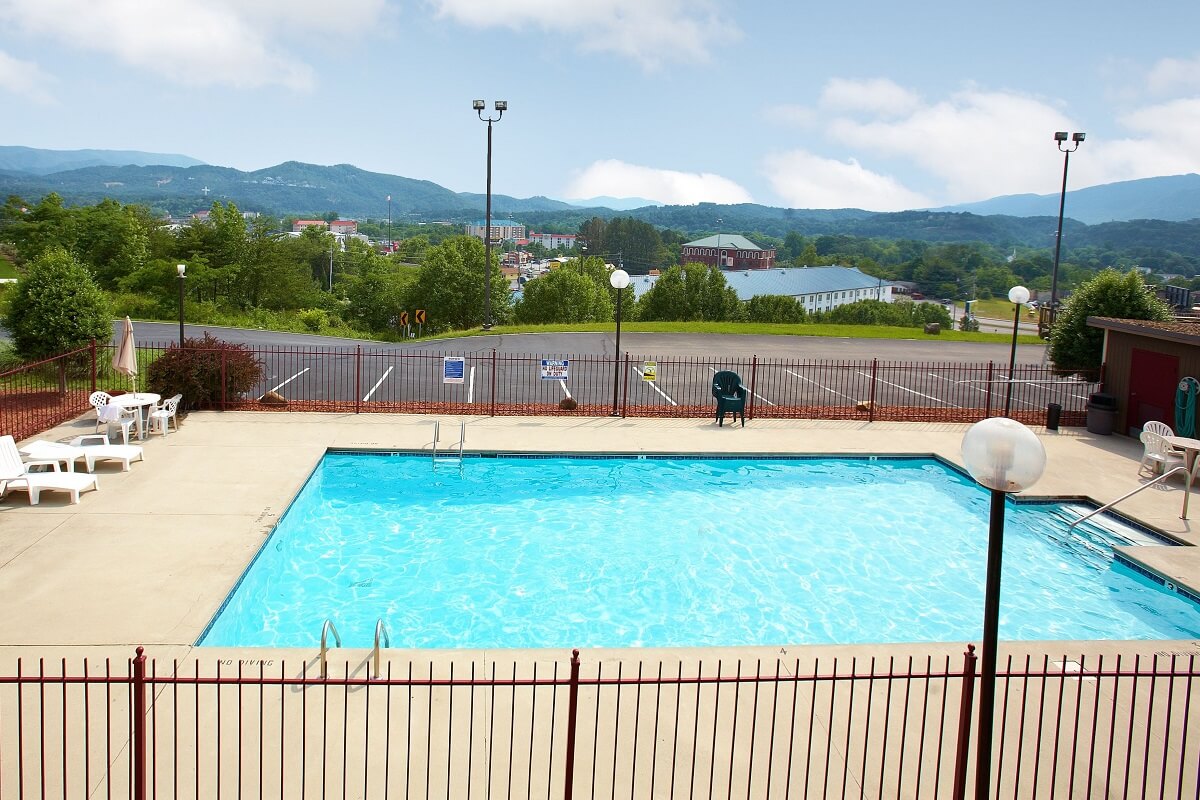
<box><xmin>1</xmin><ymin>647</ymin><xmax>1195</xmax><ymax>798</ymax></box>
<box><xmin>1</xmin><ymin>342</ymin><xmax>1101</xmax><ymax>442</ymax></box>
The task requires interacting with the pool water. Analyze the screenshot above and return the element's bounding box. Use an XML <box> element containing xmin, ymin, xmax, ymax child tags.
<box><xmin>200</xmin><ymin>454</ymin><xmax>1200</xmax><ymax>649</ymax></box>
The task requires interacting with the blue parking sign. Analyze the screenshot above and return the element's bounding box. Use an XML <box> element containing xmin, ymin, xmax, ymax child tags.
<box><xmin>443</xmin><ymin>356</ymin><xmax>465</xmax><ymax>384</ymax></box>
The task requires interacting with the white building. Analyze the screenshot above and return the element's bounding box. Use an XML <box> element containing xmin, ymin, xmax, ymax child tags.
<box><xmin>626</xmin><ymin>266</ymin><xmax>893</xmax><ymax>312</ymax></box>
<box><xmin>465</xmin><ymin>221</ymin><xmax>526</xmax><ymax>242</ymax></box>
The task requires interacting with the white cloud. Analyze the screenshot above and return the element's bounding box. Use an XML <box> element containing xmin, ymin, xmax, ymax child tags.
<box><xmin>1085</xmin><ymin>98</ymin><xmax>1200</xmax><ymax>184</ymax></box>
<box><xmin>819</xmin><ymin>78</ymin><xmax>921</xmax><ymax>117</ymax></box>
<box><xmin>1147</xmin><ymin>53</ymin><xmax>1200</xmax><ymax>95</ymax></box>
<box><xmin>825</xmin><ymin>88</ymin><xmax>1079</xmax><ymax>201</ymax></box>
<box><xmin>0</xmin><ymin>0</ymin><xmax>393</xmax><ymax>89</ymax></box>
<box><xmin>567</xmin><ymin>159</ymin><xmax>753</xmax><ymax>205</ymax></box>
<box><xmin>764</xmin><ymin>104</ymin><xmax>818</xmax><ymax>128</ymax></box>
<box><xmin>0</xmin><ymin>50</ymin><xmax>57</xmax><ymax>105</ymax></box>
<box><xmin>762</xmin><ymin>150</ymin><xmax>930</xmax><ymax>212</ymax></box>
<box><xmin>428</xmin><ymin>0</ymin><xmax>735</xmax><ymax>67</ymax></box>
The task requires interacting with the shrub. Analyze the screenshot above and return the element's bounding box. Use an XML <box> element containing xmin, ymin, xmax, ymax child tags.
<box><xmin>298</xmin><ymin>308</ymin><xmax>327</xmax><ymax>332</ymax></box>
<box><xmin>145</xmin><ymin>333</ymin><xmax>264</xmax><ymax>410</ymax></box>
<box><xmin>4</xmin><ymin>247</ymin><xmax>111</xmax><ymax>360</ymax></box>
<box><xmin>559</xmin><ymin>397</ymin><xmax>578</xmax><ymax>410</ymax></box>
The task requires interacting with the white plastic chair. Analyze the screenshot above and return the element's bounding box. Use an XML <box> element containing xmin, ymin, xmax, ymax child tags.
<box><xmin>1139</xmin><ymin>431</ymin><xmax>1185</xmax><ymax>478</ymax></box>
<box><xmin>88</xmin><ymin>391</ymin><xmax>136</xmax><ymax>445</ymax></box>
<box><xmin>1142</xmin><ymin>420</ymin><xmax>1175</xmax><ymax>439</ymax></box>
<box><xmin>148</xmin><ymin>394</ymin><xmax>182</xmax><ymax>436</ymax></box>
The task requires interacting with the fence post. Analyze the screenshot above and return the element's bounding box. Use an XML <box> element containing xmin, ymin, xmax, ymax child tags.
<box><xmin>355</xmin><ymin>345</ymin><xmax>362</xmax><ymax>414</ymax></box>
<box><xmin>90</xmin><ymin>339</ymin><xmax>97</xmax><ymax>394</ymax></box>
<box><xmin>984</xmin><ymin>362</ymin><xmax>994</xmax><ymax>418</ymax></box>
<box><xmin>868</xmin><ymin>358</ymin><xmax>878</xmax><ymax>422</ymax></box>
<box><xmin>220</xmin><ymin>350</ymin><xmax>228</xmax><ymax>411</ymax></box>
<box><xmin>562</xmin><ymin>649</ymin><xmax>581</xmax><ymax>800</ymax></box>
<box><xmin>490</xmin><ymin>349</ymin><xmax>497</xmax><ymax>417</ymax></box>
<box><xmin>132</xmin><ymin>646</ymin><xmax>148</xmax><ymax>800</ymax></box>
<box><xmin>951</xmin><ymin>644</ymin><xmax>977</xmax><ymax>800</ymax></box>
<box><xmin>748</xmin><ymin>355</ymin><xmax>759</xmax><ymax>420</ymax></box>
<box><xmin>620</xmin><ymin>353</ymin><xmax>630</xmax><ymax>417</ymax></box>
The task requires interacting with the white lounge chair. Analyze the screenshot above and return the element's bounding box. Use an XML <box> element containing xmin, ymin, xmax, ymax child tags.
<box><xmin>68</xmin><ymin>434</ymin><xmax>144</xmax><ymax>472</ymax></box>
<box><xmin>0</xmin><ymin>435</ymin><xmax>99</xmax><ymax>505</ymax></box>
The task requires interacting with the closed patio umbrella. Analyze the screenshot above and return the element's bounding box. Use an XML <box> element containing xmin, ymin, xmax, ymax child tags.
<box><xmin>112</xmin><ymin>316</ymin><xmax>138</xmax><ymax>392</ymax></box>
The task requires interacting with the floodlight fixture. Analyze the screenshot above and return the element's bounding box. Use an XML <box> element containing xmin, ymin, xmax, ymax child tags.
<box><xmin>1054</xmin><ymin>131</ymin><xmax>1068</xmax><ymax>142</ymax></box>
<box><xmin>472</xmin><ymin>99</ymin><xmax>485</xmax><ymax>110</ymax></box>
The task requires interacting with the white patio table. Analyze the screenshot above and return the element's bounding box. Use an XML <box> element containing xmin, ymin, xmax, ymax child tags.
<box><xmin>108</xmin><ymin>392</ymin><xmax>160</xmax><ymax>440</ymax></box>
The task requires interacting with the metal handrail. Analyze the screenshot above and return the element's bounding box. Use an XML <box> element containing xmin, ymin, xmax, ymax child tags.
<box><xmin>1069</xmin><ymin>465</ymin><xmax>1191</xmax><ymax>528</ymax></box>
<box><xmin>319</xmin><ymin>619</ymin><xmax>341</xmax><ymax>678</ymax></box>
<box><xmin>458</xmin><ymin>421</ymin><xmax>466</xmax><ymax>464</ymax></box>
<box><xmin>372</xmin><ymin>619</ymin><xmax>391</xmax><ymax>679</ymax></box>
<box><xmin>432</xmin><ymin>420</ymin><xmax>440</xmax><ymax>468</ymax></box>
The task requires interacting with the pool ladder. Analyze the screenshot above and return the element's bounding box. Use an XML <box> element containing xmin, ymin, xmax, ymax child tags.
<box><xmin>431</xmin><ymin>420</ymin><xmax>466</xmax><ymax>471</ymax></box>
<box><xmin>318</xmin><ymin>618</ymin><xmax>391</xmax><ymax>680</ymax></box>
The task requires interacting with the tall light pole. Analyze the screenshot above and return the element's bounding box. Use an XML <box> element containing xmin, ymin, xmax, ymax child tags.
<box><xmin>610</xmin><ymin>268</ymin><xmax>630</xmax><ymax>417</ymax></box>
<box><xmin>715</xmin><ymin>217</ymin><xmax>723</xmax><ymax>270</ymax></box>
<box><xmin>1004</xmin><ymin>285</ymin><xmax>1030</xmax><ymax>416</ymax></box>
<box><xmin>1049</xmin><ymin>131</ymin><xmax>1085</xmax><ymax>327</ymax></box>
<box><xmin>474</xmin><ymin>99</ymin><xmax>507</xmax><ymax>330</ymax></box>
<box><xmin>578</xmin><ymin>242</ymin><xmax>587</xmax><ymax>275</ymax></box>
<box><xmin>960</xmin><ymin>419</ymin><xmax>1046</xmax><ymax>799</ymax></box>
<box><xmin>387</xmin><ymin>194</ymin><xmax>392</xmax><ymax>255</ymax></box>
<box><xmin>176</xmin><ymin>264</ymin><xmax>186</xmax><ymax>347</ymax></box>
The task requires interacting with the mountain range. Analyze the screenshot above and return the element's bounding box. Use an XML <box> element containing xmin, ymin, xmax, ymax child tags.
<box><xmin>1</xmin><ymin>147</ymin><xmax>1199</xmax><ymax>265</ymax></box>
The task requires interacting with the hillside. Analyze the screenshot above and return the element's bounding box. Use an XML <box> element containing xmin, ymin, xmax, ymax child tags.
<box><xmin>0</xmin><ymin>145</ymin><xmax>204</xmax><ymax>175</ymax></box>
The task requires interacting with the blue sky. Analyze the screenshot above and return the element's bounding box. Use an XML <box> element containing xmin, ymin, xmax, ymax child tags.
<box><xmin>2</xmin><ymin>0</ymin><xmax>1199</xmax><ymax>211</ymax></box>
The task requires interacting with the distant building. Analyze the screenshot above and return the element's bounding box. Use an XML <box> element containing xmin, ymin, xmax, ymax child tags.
<box><xmin>681</xmin><ymin>234</ymin><xmax>776</xmax><ymax>270</ymax></box>
<box><xmin>626</xmin><ymin>266</ymin><xmax>893</xmax><ymax>312</ymax></box>
<box><xmin>329</xmin><ymin>219</ymin><xmax>358</xmax><ymax>235</ymax></box>
<box><xmin>293</xmin><ymin>219</ymin><xmax>328</xmax><ymax>232</ymax></box>
<box><xmin>466</xmin><ymin>221</ymin><xmax>526</xmax><ymax>242</ymax></box>
<box><xmin>502</xmin><ymin>250</ymin><xmax>531</xmax><ymax>267</ymax></box>
<box><xmin>527</xmin><ymin>231</ymin><xmax>578</xmax><ymax>250</ymax></box>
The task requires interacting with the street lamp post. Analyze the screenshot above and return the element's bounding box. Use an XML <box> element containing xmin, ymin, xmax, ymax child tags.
<box><xmin>387</xmin><ymin>194</ymin><xmax>392</xmax><ymax>255</ymax></box>
<box><xmin>474</xmin><ymin>99</ymin><xmax>507</xmax><ymax>330</ymax></box>
<box><xmin>609</xmin><ymin>268</ymin><xmax>630</xmax><ymax>417</ymax></box>
<box><xmin>1049</xmin><ymin>131</ymin><xmax>1085</xmax><ymax>326</ymax></box>
<box><xmin>578</xmin><ymin>242</ymin><xmax>587</xmax><ymax>275</ymax></box>
<box><xmin>960</xmin><ymin>418</ymin><xmax>1046</xmax><ymax>800</ymax></box>
<box><xmin>176</xmin><ymin>264</ymin><xmax>186</xmax><ymax>347</ymax></box>
<box><xmin>1004</xmin><ymin>285</ymin><xmax>1030</xmax><ymax>416</ymax></box>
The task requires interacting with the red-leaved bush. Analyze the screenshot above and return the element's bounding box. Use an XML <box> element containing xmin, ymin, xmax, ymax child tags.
<box><xmin>146</xmin><ymin>333</ymin><xmax>264</xmax><ymax>410</ymax></box>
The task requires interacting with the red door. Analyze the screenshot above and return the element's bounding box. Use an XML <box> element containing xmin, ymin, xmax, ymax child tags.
<box><xmin>1127</xmin><ymin>348</ymin><xmax>1179</xmax><ymax>434</ymax></box>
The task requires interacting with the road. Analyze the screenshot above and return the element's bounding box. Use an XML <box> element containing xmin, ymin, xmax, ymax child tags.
<box><xmin>114</xmin><ymin>321</ymin><xmax>1092</xmax><ymax>417</ymax></box>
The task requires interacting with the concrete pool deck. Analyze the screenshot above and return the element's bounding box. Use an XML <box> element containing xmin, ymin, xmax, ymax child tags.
<box><xmin>1</xmin><ymin>410</ymin><xmax>1199</xmax><ymax>657</ymax></box>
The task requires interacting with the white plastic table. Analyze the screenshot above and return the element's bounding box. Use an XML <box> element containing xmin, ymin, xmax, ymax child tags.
<box><xmin>108</xmin><ymin>393</ymin><xmax>160</xmax><ymax>440</ymax></box>
<box><xmin>1166</xmin><ymin>435</ymin><xmax>1200</xmax><ymax>519</ymax></box>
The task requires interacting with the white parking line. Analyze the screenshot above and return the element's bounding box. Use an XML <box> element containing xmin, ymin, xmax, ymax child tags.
<box><xmin>636</xmin><ymin>366</ymin><xmax>677</xmax><ymax>405</ymax></box>
<box><xmin>709</xmin><ymin>367</ymin><xmax>776</xmax><ymax>406</ymax></box>
<box><xmin>786</xmin><ymin>368</ymin><xmax>857</xmax><ymax>402</ymax></box>
<box><xmin>559</xmin><ymin>379</ymin><xmax>573</xmax><ymax>399</ymax></box>
<box><xmin>269</xmin><ymin>368</ymin><xmax>309</xmax><ymax>393</ymax></box>
<box><xmin>362</xmin><ymin>366</ymin><xmax>393</xmax><ymax>401</ymax></box>
<box><xmin>859</xmin><ymin>371</ymin><xmax>960</xmax><ymax>408</ymax></box>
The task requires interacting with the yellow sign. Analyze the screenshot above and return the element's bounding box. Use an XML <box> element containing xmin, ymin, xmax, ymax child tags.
<box><xmin>643</xmin><ymin>361</ymin><xmax>657</xmax><ymax>381</ymax></box>
<box><xmin>415</xmin><ymin>309</ymin><xmax>426</xmax><ymax>324</ymax></box>
<box><xmin>399</xmin><ymin>311</ymin><xmax>409</xmax><ymax>326</ymax></box>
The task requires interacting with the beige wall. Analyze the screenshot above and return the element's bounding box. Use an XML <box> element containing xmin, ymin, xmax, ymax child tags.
<box><xmin>1103</xmin><ymin>331</ymin><xmax>1200</xmax><ymax>435</ymax></box>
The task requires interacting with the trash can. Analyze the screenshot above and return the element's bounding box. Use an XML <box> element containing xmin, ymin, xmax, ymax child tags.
<box><xmin>1046</xmin><ymin>402</ymin><xmax>1062</xmax><ymax>431</ymax></box>
<box><xmin>1086</xmin><ymin>392</ymin><xmax>1118</xmax><ymax>435</ymax></box>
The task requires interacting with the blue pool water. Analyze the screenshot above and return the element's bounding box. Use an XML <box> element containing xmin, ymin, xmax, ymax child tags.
<box><xmin>200</xmin><ymin>454</ymin><xmax>1200</xmax><ymax>649</ymax></box>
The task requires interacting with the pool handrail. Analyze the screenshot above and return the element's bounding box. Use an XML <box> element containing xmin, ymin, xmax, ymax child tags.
<box><xmin>372</xmin><ymin>618</ymin><xmax>391</xmax><ymax>679</ymax></box>
<box><xmin>319</xmin><ymin>619</ymin><xmax>341</xmax><ymax>678</ymax></box>
<box><xmin>1069</xmin><ymin>464</ymin><xmax>1190</xmax><ymax>528</ymax></box>
<box><xmin>458</xmin><ymin>421</ymin><xmax>465</xmax><ymax>465</ymax></box>
<box><xmin>432</xmin><ymin>420</ymin><xmax>440</xmax><ymax>468</ymax></box>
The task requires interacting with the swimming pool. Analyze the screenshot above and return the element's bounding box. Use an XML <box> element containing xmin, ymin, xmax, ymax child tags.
<box><xmin>200</xmin><ymin>453</ymin><xmax>1200</xmax><ymax>649</ymax></box>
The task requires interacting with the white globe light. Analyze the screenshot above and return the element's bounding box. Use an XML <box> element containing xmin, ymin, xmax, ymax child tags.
<box><xmin>961</xmin><ymin>417</ymin><xmax>1046</xmax><ymax>493</ymax></box>
<box><xmin>610</xmin><ymin>269</ymin><xmax>630</xmax><ymax>289</ymax></box>
<box><xmin>1008</xmin><ymin>285</ymin><xmax>1030</xmax><ymax>305</ymax></box>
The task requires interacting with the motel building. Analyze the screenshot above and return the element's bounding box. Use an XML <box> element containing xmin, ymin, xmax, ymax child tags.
<box><xmin>681</xmin><ymin>235</ymin><xmax>777</xmax><ymax>270</ymax></box>
<box><xmin>465</xmin><ymin>221</ymin><xmax>527</xmax><ymax>242</ymax></box>
<box><xmin>627</xmin><ymin>266</ymin><xmax>894</xmax><ymax>313</ymax></box>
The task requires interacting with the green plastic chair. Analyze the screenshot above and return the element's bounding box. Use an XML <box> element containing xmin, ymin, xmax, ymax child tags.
<box><xmin>712</xmin><ymin>370</ymin><xmax>747</xmax><ymax>427</ymax></box>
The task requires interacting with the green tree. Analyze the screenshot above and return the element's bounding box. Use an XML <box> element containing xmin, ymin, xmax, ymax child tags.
<box><xmin>638</xmin><ymin>264</ymin><xmax>741</xmax><ymax>321</ymax></box>
<box><xmin>745</xmin><ymin>294</ymin><xmax>807</xmax><ymax>323</ymax></box>
<box><xmin>5</xmin><ymin>247</ymin><xmax>111</xmax><ymax>359</ymax></box>
<box><xmin>74</xmin><ymin>199</ymin><xmax>150</xmax><ymax>289</ymax></box>
<box><xmin>407</xmin><ymin>236</ymin><xmax>511</xmax><ymax>331</ymax></box>
<box><xmin>515</xmin><ymin>269</ymin><xmax>614</xmax><ymax>324</ymax></box>
<box><xmin>1048</xmin><ymin>269</ymin><xmax>1173</xmax><ymax>371</ymax></box>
